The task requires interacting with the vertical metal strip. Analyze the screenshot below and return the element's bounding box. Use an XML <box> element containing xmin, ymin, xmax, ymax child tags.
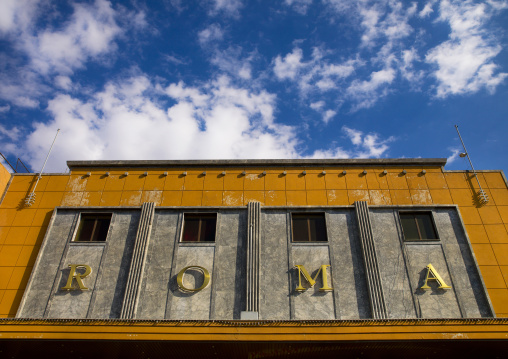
<box><xmin>354</xmin><ymin>201</ymin><xmax>388</xmax><ymax>319</ymax></box>
<box><xmin>246</xmin><ymin>201</ymin><xmax>261</xmax><ymax>313</ymax></box>
<box><xmin>120</xmin><ymin>202</ymin><xmax>156</xmax><ymax>319</ymax></box>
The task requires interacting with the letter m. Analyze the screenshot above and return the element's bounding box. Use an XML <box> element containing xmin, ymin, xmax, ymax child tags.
<box><xmin>294</xmin><ymin>264</ymin><xmax>333</xmax><ymax>292</ymax></box>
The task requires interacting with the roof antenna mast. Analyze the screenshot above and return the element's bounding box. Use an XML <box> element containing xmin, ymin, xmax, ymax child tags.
<box><xmin>25</xmin><ymin>128</ymin><xmax>61</xmax><ymax>207</ymax></box>
<box><xmin>454</xmin><ymin>125</ymin><xmax>488</xmax><ymax>204</ymax></box>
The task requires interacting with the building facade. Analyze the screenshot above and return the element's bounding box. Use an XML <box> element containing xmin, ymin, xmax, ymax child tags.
<box><xmin>1</xmin><ymin>159</ymin><xmax>508</xmax><ymax>356</ymax></box>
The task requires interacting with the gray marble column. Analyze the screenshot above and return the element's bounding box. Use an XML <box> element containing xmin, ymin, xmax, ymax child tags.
<box><xmin>120</xmin><ymin>202</ymin><xmax>156</xmax><ymax>319</ymax></box>
<box><xmin>241</xmin><ymin>201</ymin><xmax>261</xmax><ymax>320</ymax></box>
<box><xmin>354</xmin><ymin>201</ymin><xmax>387</xmax><ymax>319</ymax></box>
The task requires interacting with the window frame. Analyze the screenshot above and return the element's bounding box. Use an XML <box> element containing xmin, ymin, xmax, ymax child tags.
<box><xmin>291</xmin><ymin>212</ymin><xmax>328</xmax><ymax>242</ymax></box>
<box><xmin>181</xmin><ymin>213</ymin><xmax>218</xmax><ymax>243</ymax></box>
<box><xmin>73</xmin><ymin>213</ymin><xmax>112</xmax><ymax>243</ymax></box>
<box><xmin>398</xmin><ymin>211</ymin><xmax>439</xmax><ymax>242</ymax></box>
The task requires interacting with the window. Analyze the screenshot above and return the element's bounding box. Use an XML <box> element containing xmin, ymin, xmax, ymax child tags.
<box><xmin>400</xmin><ymin>212</ymin><xmax>438</xmax><ymax>241</ymax></box>
<box><xmin>74</xmin><ymin>214</ymin><xmax>112</xmax><ymax>242</ymax></box>
<box><xmin>292</xmin><ymin>213</ymin><xmax>327</xmax><ymax>242</ymax></box>
<box><xmin>182</xmin><ymin>214</ymin><xmax>217</xmax><ymax>242</ymax></box>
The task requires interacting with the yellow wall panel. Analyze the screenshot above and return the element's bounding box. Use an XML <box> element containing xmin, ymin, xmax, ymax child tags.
<box><xmin>143</xmin><ymin>175</ymin><xmax>166</xmax><ymax>191</ymax></box>
<box><xmin>65</xmin><ymin>175</ymin><xmax>88</xmax><ymax>192</ymax></box>
<box><xmin>0</xmin><ymin>245</ymin><xmax>23</xmax><ymax>266</ymax></box>
<box><xmin>306</xmin><ymin>190</ymin><xmax>327</xmax><ymax>206</ymax></box>
<box><xmin>1</xmin><ymin>191</ymin><xmax>27</xmax><ymax>209</ymax></box>
<box><xmin>465</xmin><ymin>173</ymin><xmax>488</xmax><ymax>191</ymax></box>
<box><xmin>244</xmin><ymin>191</ymin><xmax>265</xmax><ymax>205</ymax></box>
<box><xmin>498</xmin><ymin>206</ymin><xmax>508</xmax><ymax>223</ymax></box>
<box><xmin>265</xmin><ymin>191</ymin><xmax>286</xmax><ymax>206</ymax></box>
<box><xmin>285</xmin><ymin>170</ymin><xmax>305</xmax><ymax>191</ymax></box>
<box><xmin>161</xmin><ymin>191</ymin><xmax>182</xmax><ymax>206</ymax></box>
<box><xmin>0</xmin><ymin>267</ymin><xmax>14</xmax><ymax>288</ymax></box>
<box><xmin>163</xmin><ymin>175</ymin><xmax>185</xmax><ymax>191</ymax></box>
<box><xmin>484</xmin><ymin>172</ymin><xmax>507</xmax><ymax>189</ymax></box>
<box><xmin>142</xmin><ymin>191</ymin><xmax>163</xmax><ymax>205</ymax></box>
<box><xmin>80</xmin><ymin>192</ymin><xmax>102</xmax><ymax>206</ymax></box>
<box><xmin>181</xmin><ymin>191</ymin><xmax>202</xmax><ymax>206</ymax></box>
<box><xmin>244</xmin><ymin>173</ymin><xmax>265</xmax><ymax>191</ymax></box>
<box><xmin>324</xmin><ymin>173</ymin><xmax>347</xmax><ymax>190</ymax></box>
<box><xmin>44</xmin><ymin>176</ymin><xmax>70</xmax><ymax>191</ymax></box>
<box><xmin>85</xmin><ymin>175</ymin><xmax>107</xmax><ymax>192</ymax></box>
<box><xmin>7</xmin><ymin>267</ymin><xmax>31</xmax><ymax>290</ymax></box>
<box><xmin>425</xmin><ymin>172</ymin><xmax>448</xmax><ymax>189</ymax></box>
<box><xmin>202</xmin><ymin>191</ymin><xmax>223</xmax><ymax>206</ymax></box>
<box><xmin>0</xmin><ymin>209</ymin><xmax>15</xmax><ymax>226</ymax></box>
<box><xmin>32</xmin><ymin>209</ymin><xmax>53</xmax><ymax>227</ymax></box>
<box><xmin>406</xmin><ymin>173</ymin><xmax>428</xmax><ymax>190</ymax></box>
<box><xmin>103</xmin><ymin>173</ymin><xmax>126</xmax><ymax>191</ymax></box>
<box><xmin>465</xmin><ymin>225</ymin><xmax>489</xmax><ymax>243</ymax></box>
<box><xmin>459</xmin><ymin>207</ymin><xmax>482</xmax><ymax>225</ymax></box>
<box><xmin>369</xmin><ymin>190</ymin><xmax>392</xmax><ymax>205</ymax></box>
<box><xmin>471</xmin><ymin>243</ymin><xmax>497</xmax><ymax>265</ymax></box>
<box><xmin>183</xmin><ymin>171</ymin><xmax>205</xmax><ymax>191</ymax></box>
<box><xmin>223</xmin><ymin>191</ymin><xmax>243</xmax><ymax>206</ymax></box>
<box><xmin>12</xmin><ymin>209</ymin><xmax>37</xmax><ymax>227</ymax></box>
<box><xmin>429</xmin><ymin>189</ymin><xmax>453</xmax><ymax>204</ymax></box>
<box><xmin>449</xmin><ymin>188</ymin><xmax>475</xmax><ymax>207</ymax></box>
<box><xmin>484</xmin><ymin>224</ymin><xmax>508</xmax><ymax>243</ymax></box>
<box><xmin>203</xmin><ymin>171</ymin><xmax>224</xmax><ymax>191</ymax></box>
<box><xmin>24</xmin><ymin>227</ymin><xmax>46</xmax><ymax>246</ymax></box>
<box><xmin>100</xmin><ymin>192</ymin><xmax>122</xmax><ymax>206</ymax></box>
<box><xmin>445</xmin><ymin>173</ymin><xmax>468</xmax><ymax>188</ymax></box>
<box><xmin>488</xmin><ymin>288</ymin><xmax>508</xmax><ymax>313</ymax></box>
<box><xmin>348</xmin><ymin>190</ymin><xmax>369</xmax><ymax>204</ymax></box>
<box><xmin>7</xmin><ymin>176</ymin><xmax>35</xmax><ymax>192</ymax></box>
<box><xmin>223</xmin><ymin>171</ymin><xmax>244</xmax><ymax>191</ymax></box>
<box><xmin>500</xmin><ymin>266</ymin><xmax>508</xmax><ymax>286</ymax></box>
<box><xmin>61</xmin><ymin>192</ymin><xmax>84</xmax><ymax>206</ymax></box>
<box><xmin>479</xmin><ymin>266</ymin><xmax>507</xmax><ymax>288</ymax></box>
<box><xmin>345</xmin><ymin>172</ymin><xmax>368</xmax><ymax>189</ymax></box>
<box><xmin>327</xmin><ymin>190</ymin><xmax>348</xmax><ymax>206</ymax></box>
<box><xmin>365</xmin><ymin>172</ymin><xmax>388</xmax><ymax>190</ymax></box>
<box><xmin>410</xmin><ymin>189</ymin><xmax>432</xmax><ymax>205</ymax></box>
<box><xmin>492</xmin><ymin>244</ymin><xmax>508</xmax><ymax>265</ymax></box>
<box><xmin>390</xmin><ymin>190</ymin><xmax>412</xmax><ymax>205</ymax></box>
<box><xmin>478</xmin><ymin>207</ymin><xmax>502</xmax><ymax>225</ymax></box>
<box><xmin>0</xmin><ymin>289</ymin><xmax>23</xmax><ymax>315</ymax></box>
<box><xmin>286</xmin><ymin>191</ymin><xmax>306</xmax><ymax>206</ymax></box>
<box><xmin>386</xmin><ymin>173</ymin><xmax>408</xmax><ymax>190</ymax></box>
<box><xmin>38</xmin><ymin>192</ymin><xmax>64</xmax><ymax>208</ymax></box>
<box><xmin>0</xmin><ymin>226</ymin><xmax>9</xmax><ymax>245</ymax></box>
<box><xmin>265</xmin><ymin>172</ymin><xmax>285</xmax><ymax>191</ymax></box>
<box><xmin>305</xmin><ymin>172</ymin><xmax>326</xmax><ymax>190</ymax></box>
<box><xmin>4</xmin><ymin>227</ymin><xmax>29</xmax><ymax>245</ymax></box>
<box><xmin>490</xmin><ymin>189</ymin><xmax>508</xmax><ymax>206</ymax></box>
<box><xmin>123</xmin><ymin>174</ymin><xmax>146</xmax><ymax>191</ymax></box>
<box><xmin>120</xmin><ymin>191</ymin><xmax>142</xmax><ymax>206</ymax></box>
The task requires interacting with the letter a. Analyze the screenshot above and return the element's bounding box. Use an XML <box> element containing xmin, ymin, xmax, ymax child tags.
<box><xmin>61</xmin><ymin>264</ymin><xmax>92</xmax><ymax>290</ymax></box>
<box><xmin>294</xmin><ymin>264</ymin><xmax>333</xmax><ymax>292</ymax></box>
<box><xmin>421</xmin><ymin>263</ymin><xmax>451</xmax><ymax>290</ymax></box>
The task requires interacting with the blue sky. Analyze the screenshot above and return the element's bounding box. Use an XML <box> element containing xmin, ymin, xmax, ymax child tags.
<box><xmin>0</xmin><ymin>0</ymin><xmax>507</xmax><ymax>173</ymax></box>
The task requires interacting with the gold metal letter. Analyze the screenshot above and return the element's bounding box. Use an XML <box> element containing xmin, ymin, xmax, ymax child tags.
<box><xmin>294</xmin><ymin>264</ymin><xmax>333</xmax><ymax>292</ymax></box>
<box><xmin>177</xmin><ymin>266</ymin><xmax>211</xmax><ymax>292</ymax></box>
<box><xmin>61</xmin><ymin>264</ymin><xmax>92</xmax><ymax>290</ymax></box>
<box><xmin>421</xmin><ymin>263</ymin><xmax>451</xmax><ymax>290</ymax></box>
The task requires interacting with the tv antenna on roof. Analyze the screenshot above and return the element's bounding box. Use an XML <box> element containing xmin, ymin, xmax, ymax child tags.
<box><xmin>25</xmin><ymin>128</ymin><xmax>61</xmax><ymax>207</ymax></box>
<box><xmin>454</xmin><ymin>125</ymin><xmax>488</xmax><ymax>204</ymax></box>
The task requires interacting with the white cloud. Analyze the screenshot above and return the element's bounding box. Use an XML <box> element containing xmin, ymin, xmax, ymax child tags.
<box><xmin>310</xmin><ymin>101</ymin><xmax>325</xmax><ymax>110</ymax></box>
<box><xmin>0</xmin><ymin>104</ymin><xmax>11</xmax><ymax>113</ymax></box>
<box><xmin>210</xmin><ymin>46</ymin><xmax>254</xmax><ymax>80</ymax></box>
<box><xmin>55</xmin><ymin>76</ymin><xmax>72</xmax><ymax>91</ymax></box>
<box><xmin>284</xmin><ymin>0</ymin><xmax>313</xmax><ymax>15</ymax></box>
<box><xmin>0</xmin><ymin>0</ymin><xmax>39</xmax><ymax>34</ymax></box>
<box><xmin>322</xmin><ymin>110</ymin><xmax>336</xmax><ymax>124</ymax></box>
<box><xmin>198</xmin><ymin>24</ymin><xmax>224</xmax><ymax>46</ymax></box>
<box><xmin>419</xmin><ymin>1</ymin><xmax>436</xmax><ymax>18</ymax></box>
<box><xmin>346</xmin><ymin>68</ymin><xmax>395</xmax><ymax>109</ymax></box>
<box><xmin>273</xmin><ymin>48</ymin><xmax>305</xmax><ymax>80</ymax></box>
<box><xmin>209</xmin><ymin>0</ymin><xmax>243</xmax><ymax>17</ymax></box>
<box><xmin>426</xmin><ymin>0</ymin><xmax>508</xmax><ymax>97</ymax></box>
<box><xmin>446</xmin><ymin>148</ymin><xmax>461</xmax><ymax>164</ymax></box>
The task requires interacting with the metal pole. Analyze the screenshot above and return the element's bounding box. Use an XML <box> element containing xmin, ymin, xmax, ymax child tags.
<box><xmin>454</xmin><ymin>125</ymin><xmax>488</xmax><ymax>204</ymax></box>
<box><xmin>25</xmin><ymin>129</ymin><xmax>61</xmax><ymax>206</ymax></box>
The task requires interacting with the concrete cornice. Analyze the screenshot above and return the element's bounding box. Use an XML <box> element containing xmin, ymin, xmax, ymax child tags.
<box><xmin>67</xmin><ymin>158</ymin><xmax>447</xmax><ymax>169</ymax></box>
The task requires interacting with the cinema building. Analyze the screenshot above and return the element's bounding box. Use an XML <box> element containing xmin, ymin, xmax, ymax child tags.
<box><xmin>0</xmin><ymin>158</ymin><xmax>507</xmax><ymax>357</ymax></box>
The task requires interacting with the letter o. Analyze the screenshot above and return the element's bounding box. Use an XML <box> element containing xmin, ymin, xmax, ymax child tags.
<box><xmin>177</xmin><ymin>266</ymin><xmax>211</xmax><ymax>292</ymax></box>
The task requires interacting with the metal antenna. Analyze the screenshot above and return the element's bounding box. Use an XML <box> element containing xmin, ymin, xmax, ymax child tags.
<box><xmin>25</xmin><ymin>129</ymin><xmax>61</xmax><ymax>206</ymax></box>
<box><xmin>454</xmin><ymin>125</ymin><xmax>488</xmax><ymax>204</ymax></box>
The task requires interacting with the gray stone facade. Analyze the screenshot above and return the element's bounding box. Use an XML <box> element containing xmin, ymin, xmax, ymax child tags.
<box><xmin>17</xmin><ymin>202</ymin><xmax>494</xmax><ymax>320</ymax></box>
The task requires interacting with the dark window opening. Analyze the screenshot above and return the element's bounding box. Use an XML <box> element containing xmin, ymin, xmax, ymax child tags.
<box><xmin>75</xmin><ymin>214</ymin><xmax>112</xmax><ymax>242</ymax></box>
<box><xmin>400</xmin><ymin>212</ymin><xmax>438</xmax><ymax>241</ymax></box>
<box><xmin>182</xmin><ymin>214</ymin><xmax>217</xmax><ymax>242</ymax></box>
<box><xmin>292</xmin><ymin>213</ymin><xmax>327</xmax><ymax>242</ymax></box>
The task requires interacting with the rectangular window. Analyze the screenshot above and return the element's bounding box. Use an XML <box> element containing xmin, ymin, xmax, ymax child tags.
<box><xmin>182</xmin><ymin>213</ymin><xmax>217</xmax><ymax>242</ymax></box>
<box><xmin>74</xmin><ymin>214</ymin><xmax>112</xmax><ymax>242</ymax></box>
<box><xmin>292</xmin><ymin>213</ymin><xmax>327</xmax><ymax>242</ymax></box>
<box><xmin>400</xmin><ymin>212</ymin><xmax>438</xmax><ymax>241</ymax></box>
